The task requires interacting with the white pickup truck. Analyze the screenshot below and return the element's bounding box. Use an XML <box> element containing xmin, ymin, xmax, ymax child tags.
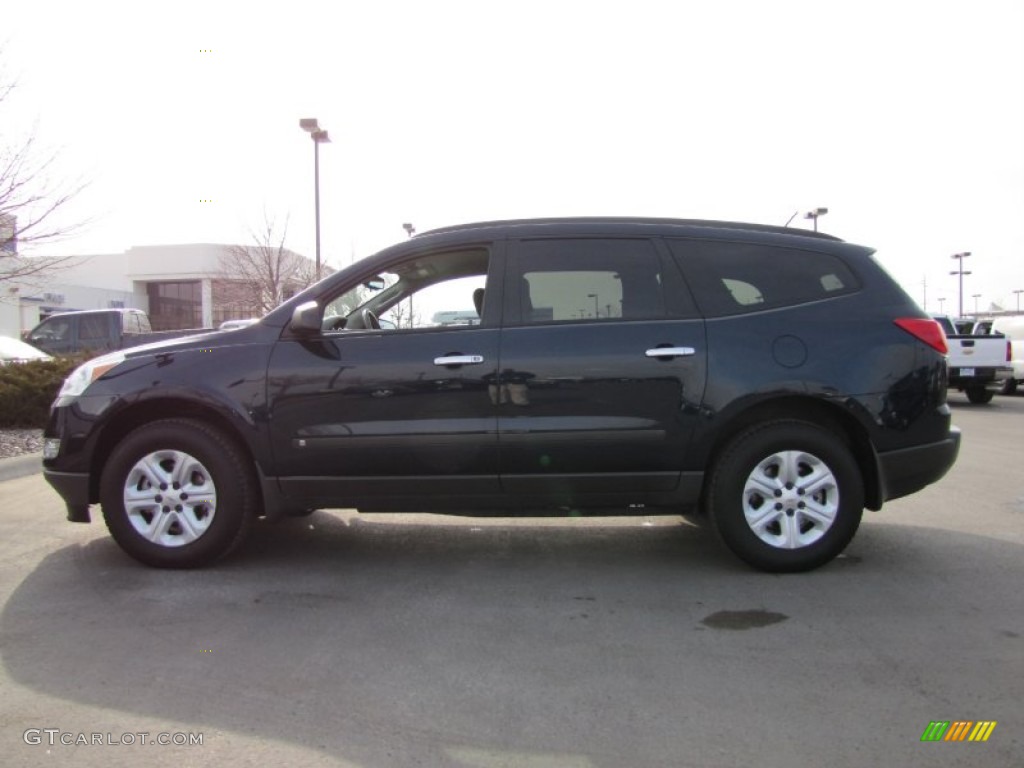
<box><xmin>933</xmin><ymin>315</ymin><xmax>1012</xmax><ymax>403</ymax></box>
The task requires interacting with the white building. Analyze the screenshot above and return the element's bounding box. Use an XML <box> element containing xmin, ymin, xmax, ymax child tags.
<box><xmin>1</xmin><ymin>243</ymin><xmax>315</xmax><ymax>337</ymax></box>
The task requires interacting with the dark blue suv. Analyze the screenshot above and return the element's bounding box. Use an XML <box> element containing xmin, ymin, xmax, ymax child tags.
<box><xmin>42</xmin><ymin>218</ymin><xmax>960</xmax><ymax>571</ymax></box>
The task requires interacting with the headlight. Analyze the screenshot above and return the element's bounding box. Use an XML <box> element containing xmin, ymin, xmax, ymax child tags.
<box><xmin>58</xmin><ymin>351</ymin><xmax>126</xmax><ymax>399</ymax></box>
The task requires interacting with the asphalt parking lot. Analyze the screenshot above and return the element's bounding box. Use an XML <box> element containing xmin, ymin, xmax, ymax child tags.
<box><xmin>1</xmin><ymin>393</ymin><xmax>1022</xmax><ymax>768</ymax></box>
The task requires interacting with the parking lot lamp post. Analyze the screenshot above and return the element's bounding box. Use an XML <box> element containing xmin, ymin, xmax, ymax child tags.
<box><xmin>803</xmin><ymin>207</ymin><xmax>828</xmax><ymax>232</ymax></box>
<box><xmin>1014</xmin><ymin>289</ymin><xmax>1023</xmax><ymax>313</ymax></box>
<box><xmin>937</xmin><ymin>297</ymin><xmax>946</xmax><ymax>314</ymax></box>
<box><xmin>972</xmin><ymin>294</ymin><xmax>981</xmax><ymax>315</ymax></box>
<box><xmin>587</xmin><ymin>293</ymin><xmax>599</xmax><ymax>318</ymax></box>
<box><xmin>949</xmin><ymin>252</ymin><xmax>972</xmax><ymax>318</ymax></box>
<box><xmin>299</xmin><ymin>118</ymin><xmax>331</xmax><ymax>281</ymax></box>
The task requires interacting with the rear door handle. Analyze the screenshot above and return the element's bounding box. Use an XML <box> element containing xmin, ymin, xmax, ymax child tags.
<box><xmin>434</xmin><ymin>355</ymin><xmax>485</xmax><ymax>366</ymax></box>
<box><xmin>645</xmin><ymin>346</ymin><xmax>696</xmax><ymax>359</ymax></box>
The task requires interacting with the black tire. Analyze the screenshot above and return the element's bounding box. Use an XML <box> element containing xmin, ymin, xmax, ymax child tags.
<box><xmin>100</xmin><ymin>418</ymin><xmax>256</xmax><ymax>568</ymax></box>
<box><xmin>966</xmin><ymin>387</ymin><xmax>994</xmax><ymax>404</ymax></box>
<box><xmin>706</xmin><ymin>420</ymin><xmax>864</xmax><ymax>573</ymax></box>
<box><xmin>998</xmin><ymin>379</ymin><xmax>1017</xmax><ymax>396</ymax></box>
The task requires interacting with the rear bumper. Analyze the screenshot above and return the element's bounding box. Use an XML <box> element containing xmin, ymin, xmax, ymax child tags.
<box><xmin>877</xmin><ymin>427</ymin><xmax>961</xmax><ymax>504</ymax></box>
<box><xmin>43</xmin><ymin>470</ymin><xmax>92</xmax><ymax>522</ymax></box>
<box><xmin>948</xmin><ymin>366</ymin><xmax>1012</xmax><ymax>390</ymax></box>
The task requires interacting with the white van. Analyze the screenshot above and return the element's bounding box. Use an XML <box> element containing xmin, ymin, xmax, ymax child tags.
<box><xmin>991</xmin><ymin>316</ymin><xmax>1024</xmax><ymax>394</ymax></box>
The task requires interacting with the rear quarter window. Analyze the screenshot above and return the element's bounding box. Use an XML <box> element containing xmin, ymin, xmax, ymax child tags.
<box><xmin>667</xmin><ymin>239</ymin><xmax>861</xmax><ymax>317</ymax></box>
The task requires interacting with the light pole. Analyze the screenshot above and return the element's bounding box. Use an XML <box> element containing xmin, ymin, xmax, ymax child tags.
<box><xmin>949</xmin><ymin>251</ymin><xmax>971</xmax><ymax>318</ymax></box>
<box><xmin>972</xmin><ymin>293</ymin><xmax>981</xmax><ymax>314</ymax></box>
<box><xmin>587</xmin><ymin>293</ymin><xmax>599</xmax><ymax>318</ymax></box>
<box><xmin>938</xmin><ymin>297</ymin><xmax>946</xmax><ymax>314</ymax></box>
<box><xmin>804</xmin><ymin>207</ymin><xmax>828</xmax><ymax>232</ymax></box>
<box><xmin>1014</xmin><ymin>289</ymin><xmax>1023</xmax><ymax>313</ymax></box>
<box><xmin>299</xmin><ymin>118</ymin><xmax>330</xmax><ymax>281</ymax></box>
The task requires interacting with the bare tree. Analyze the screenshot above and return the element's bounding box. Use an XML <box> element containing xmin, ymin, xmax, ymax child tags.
<box><xmin>216</xmin><ymin>212</ymin><xmax>320</xmax><ymax>318</ymax></box>
<box><xmin>385</xmin><ymin>297</ymin><xmax>422</xmax><ymax>329</ymax></box>
<box><xmin>1</xmin><ymin>53</ymin><xmax>89</xmax><ymax>285</ymax></box>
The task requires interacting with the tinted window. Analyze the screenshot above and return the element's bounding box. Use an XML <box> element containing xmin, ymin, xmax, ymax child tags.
<box><xmin>30</xmin><ymin>317</ymin><xmax>70</xmax><ymax>342</ymax></box>
<box><xmin>78</xmin><ymin>314</ymin><xmax>108</xmax><ymax>340</ymax></box>
<box><xmin>511</xmin><ymin>239</ymin><xmax>668</xmax><ymax>325</ymax></box>
<box><xmin>668</xmin><ymin>239</ymin><xmax>860</xmax><ymax>317</ymax></box>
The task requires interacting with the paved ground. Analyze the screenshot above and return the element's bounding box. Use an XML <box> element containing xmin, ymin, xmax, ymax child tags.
<box><xmin>0</xmin><ymin>393</ymin><xmax>1022</xmax><ymax>767</ymax></box>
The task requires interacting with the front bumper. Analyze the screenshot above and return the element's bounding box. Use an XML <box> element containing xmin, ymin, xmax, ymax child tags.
<box><xmin>877</xmin><ymin>426</ymin><xmax>961</xmax><ymax>504</ymax></box>
<box><xmin>43</xmin><ymin>470</ymin><xmax>92</xmax><ymax>522</ymax></box>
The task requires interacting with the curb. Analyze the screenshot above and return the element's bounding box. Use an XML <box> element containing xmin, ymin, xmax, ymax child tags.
<box><xmin>0</xmin><ymin>452</ymin><xmax>43</xmax><ymax>483</ymax></box>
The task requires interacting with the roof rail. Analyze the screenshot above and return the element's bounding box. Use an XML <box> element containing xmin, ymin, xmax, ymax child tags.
<box><xmin>417</xmin><ymin>216</ymin><xmax>842</xmax><ymax>241</ymax></box>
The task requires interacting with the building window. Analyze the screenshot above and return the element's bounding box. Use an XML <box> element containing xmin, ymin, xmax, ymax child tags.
<box><xmin>148</xmin><ymin>281</ymin><xmax>202</xmax><ymax>330</ymax></box>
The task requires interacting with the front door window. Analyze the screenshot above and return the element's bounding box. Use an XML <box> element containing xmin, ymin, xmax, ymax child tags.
<box><xmin>322</xmin><ymin>248</ymin><xmax>490</xmax><ymax>332</ymax></box>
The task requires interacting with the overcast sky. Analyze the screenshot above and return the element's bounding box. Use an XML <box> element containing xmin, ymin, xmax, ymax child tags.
<box><xmin>5</xmin><ymin>0</ymin><xmax>1023</xmax><ymax>314</ymax></box>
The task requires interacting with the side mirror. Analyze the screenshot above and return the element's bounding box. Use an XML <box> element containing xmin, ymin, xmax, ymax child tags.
<box><xmin>289</xmin><ymin>301</ymin><xmax>321</xmax><ymax>334</ymax></box>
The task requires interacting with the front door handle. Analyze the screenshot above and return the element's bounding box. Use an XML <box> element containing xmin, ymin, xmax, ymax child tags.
<box><xmin>645</xmin><ymin>346</ymin><xmax>696</xmax><ymax>359</ymax></box>
<box><xmin>434</xmin><ymin>354</ymin><xmax>485</xmax><ymax>366</ymax></box>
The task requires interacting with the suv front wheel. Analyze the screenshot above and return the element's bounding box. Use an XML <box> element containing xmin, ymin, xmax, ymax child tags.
<box><xmin>100</xmin><ymin>418</ymin><xmax>256</xmax><ymax>568</ymax></box>
<box><xmin>706</xmin><ymin>420</ymin><xmax>864</xmax><ymax>572</ymax></box>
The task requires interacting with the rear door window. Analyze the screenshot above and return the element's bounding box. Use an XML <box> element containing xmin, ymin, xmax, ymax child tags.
<box><xmin>505</xmin><ymin>238</ymin><xmax>693</xmax><ymax>325</ymax></box>
<box><xmin>668</xmin><ymin>239</ymin><xmax>860</xmax><ymax>317</ymax></box>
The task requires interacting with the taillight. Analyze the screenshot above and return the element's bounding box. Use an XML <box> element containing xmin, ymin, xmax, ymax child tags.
<box><xmin>1007</xmin><ymin>340</ymin><xmax>1013</xmax><ymax>363</ymax></box>
<box><xmin>894</xmin><ymin>318</ymin><xmax>948</xmax><ymax>354</ymax></box>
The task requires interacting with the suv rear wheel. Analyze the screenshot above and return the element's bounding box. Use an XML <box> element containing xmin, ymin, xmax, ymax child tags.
<box><xmin>100</xmin><ymin>419</ymin><xmax>255</xmax><ymax>568</ymax></box>
<box><xmin>706</xmin><ymin>420</ymin><xmax>863</xmax><ymax>572</ymax></box>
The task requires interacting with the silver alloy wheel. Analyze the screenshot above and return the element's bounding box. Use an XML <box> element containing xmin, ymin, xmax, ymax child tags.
<box><xmin>122</xmin><ymin>449</ymin><xmax>217</xmax><ymax>547</ymax></box>
<box><xmin>741</xmin><ymin>450</ymin><xmax>838</xmax><ymax>549</ymax></box>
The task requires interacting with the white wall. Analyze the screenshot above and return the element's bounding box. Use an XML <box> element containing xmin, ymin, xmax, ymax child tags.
<box><xmin>55</xmin><ymin>244</ymin><xmax>227</xmax><ymax>289</ymax></box>
<box><xmin>0</xmin><ymin>299</ymin><xmax>20</xmax><ymax>338</ymax></box>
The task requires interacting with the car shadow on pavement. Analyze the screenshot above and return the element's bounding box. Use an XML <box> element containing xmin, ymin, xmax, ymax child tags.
<box><xmin>2</xmin><ymin>514</ymin><xmax>1022</xmax><ymax>768</ymax></box>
